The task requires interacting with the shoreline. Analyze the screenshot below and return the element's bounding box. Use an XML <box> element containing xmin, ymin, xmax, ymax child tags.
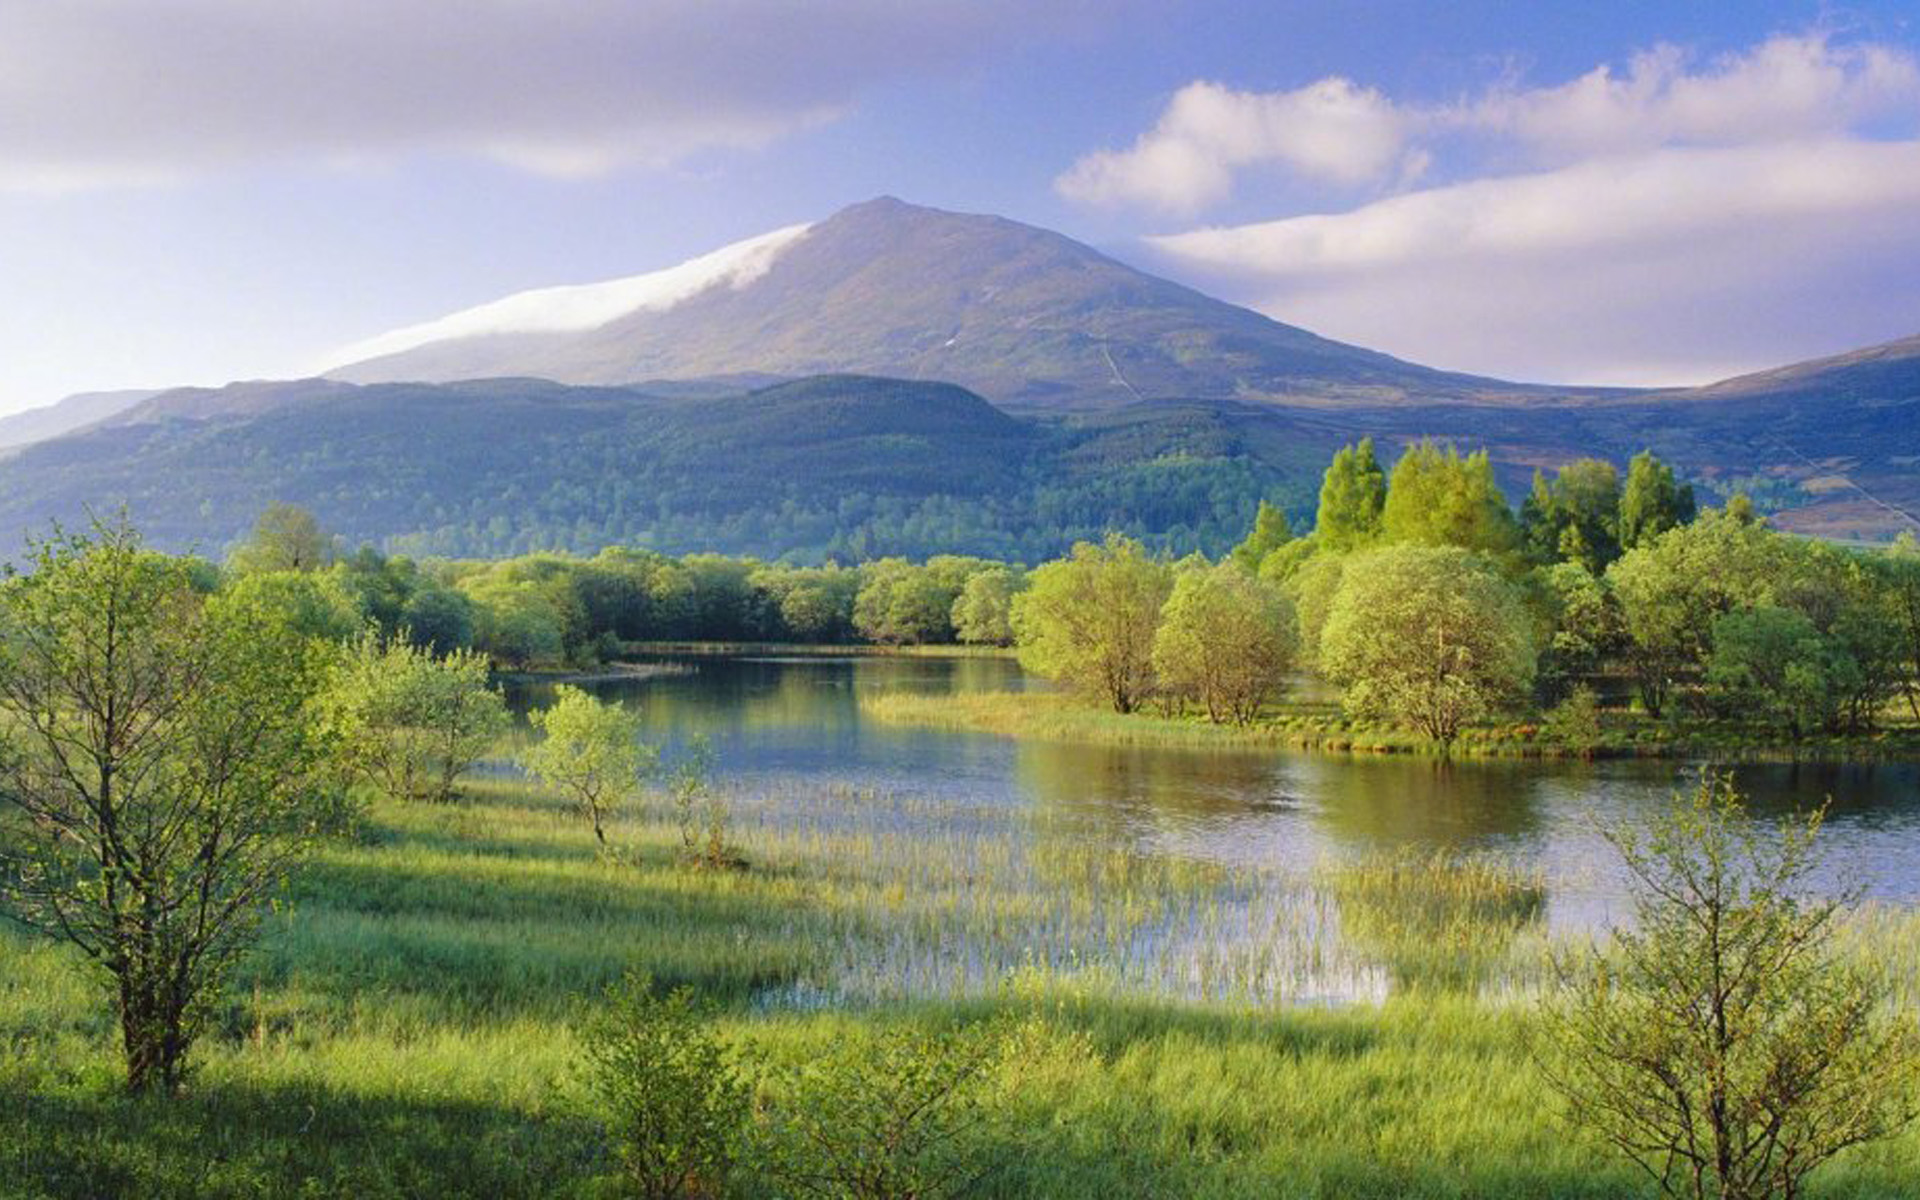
<box><xmin>860</xmin><ymin>690</ymin><xmax>1920</xmax><ymax>764</ymax></box>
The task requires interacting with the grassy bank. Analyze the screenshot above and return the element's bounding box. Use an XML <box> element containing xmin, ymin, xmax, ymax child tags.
<box><xmin>619</xmin><ymin>641</ymin><xmax>1017</xmax><ymax>659</ymax></box>
<box><xmin>4</xmin><ymin>770</ymin><xmax>1918</xmax><ymax>1198</ymax></box>
<box><xmin>862</xmin><ymin>690</ymin><xmax>1920</xmax><ymax>762</ymax></box>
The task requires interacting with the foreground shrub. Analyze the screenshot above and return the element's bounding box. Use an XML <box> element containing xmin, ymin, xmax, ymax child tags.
<box><xmin>758</xmin><ymin>1019</ymin><xmax>1014</xmax><ymax>1200</ymax></box>
<box><xmin>319</xmin><ymin>631</ymin><xmax>508</xmax><ymax>804</ymax></box>
<box><xmin>581</xmin><ymin>973</ymin><xmax>751</xmax><ymax>1200</ymax></box>
<box><xmin>1539</xmin><ymin>774</ymin><xmax>1920</xmax><ymax>1200</ymax></box>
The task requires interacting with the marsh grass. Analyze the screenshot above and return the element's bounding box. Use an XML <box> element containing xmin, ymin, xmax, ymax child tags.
<box><xmin>3</xmin><ymin>763</ymin><xmax>1918</xmax><ymax>1198</ymax></box>
<box><xmin>863</xmin><ymin>689</ymin><xmax>1920</xmax><ymax>761</ymax></box>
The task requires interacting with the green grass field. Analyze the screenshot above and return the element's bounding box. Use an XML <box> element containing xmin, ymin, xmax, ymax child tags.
<box><xmin>4</xmin><ymin>770</ymin><xmax>1918</xmax><ymax>1199</ymax></box>
<box><xmin>860</xmin><ymin>689</ymin><xmax>1920</xmax><ymax>761</ymax></box>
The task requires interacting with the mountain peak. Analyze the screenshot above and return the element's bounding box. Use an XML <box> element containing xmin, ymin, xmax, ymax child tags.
<box><xmin>326</xmin><ymin>199</ymin><xmax>1544</xmax><ymax>407</ymax></box>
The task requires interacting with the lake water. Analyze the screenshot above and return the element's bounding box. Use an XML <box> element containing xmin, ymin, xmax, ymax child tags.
<box><xmin>504</xmin><ymin>654</ymin><xmax>1920</xmax><ymax>1004</ymax></box>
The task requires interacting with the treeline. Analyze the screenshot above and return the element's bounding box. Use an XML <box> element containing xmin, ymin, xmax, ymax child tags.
<box><xmin>1008</xmin><ymin>439</ymin><xmax>1920</xmax><ymax>745</ymax></box>
<box><xmin>217</xmin><ymin>503</ymin><xmax>1029</xmax><ymax>668</ymax></box>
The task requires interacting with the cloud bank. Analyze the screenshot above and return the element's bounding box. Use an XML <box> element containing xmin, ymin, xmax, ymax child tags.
<box><xmin>0</xmin><ymin>1</ymin><xmax>1080</xmax><ymax>191</ymax></box>
<box><xmin>1069</xmin><ymin>34</ymin><xmax>1920</xmax><ymax>384</ymax></box>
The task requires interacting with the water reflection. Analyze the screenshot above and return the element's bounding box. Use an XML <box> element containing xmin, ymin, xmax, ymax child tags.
<box><xmin>503</xmin><ymin>656</ymin><xmax>1920</xmax><ymax>913</ymax></box>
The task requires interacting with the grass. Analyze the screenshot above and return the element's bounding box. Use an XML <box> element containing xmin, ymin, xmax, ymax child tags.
<box><xmin>862</xmin><ymin>689</ymin><xmax>1920</xmax><ymax>762</ymax></box>
<box><xmin>3</xmin><ymin>767</ymin><xmax>1919</xmax><ymax>1198</ymax></box>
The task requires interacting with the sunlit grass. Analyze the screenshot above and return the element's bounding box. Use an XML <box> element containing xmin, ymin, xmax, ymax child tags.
<box><xmin>4</xmin><ymin>762</ymin><xmax>1918</xmax><ymax>1198</ymax></box>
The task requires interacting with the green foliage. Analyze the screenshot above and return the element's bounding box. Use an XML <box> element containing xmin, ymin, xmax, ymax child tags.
<box><xmin>759</xmin><ymin>1020</ymin><xmax>1016</xmax><ymax>1200</ymax></box>
<box><xmin>668</xmin><ymin>737</ymin><xmax>737</xmax><ymax>870</ymax></box>
<box><xmin>1322</xmin><ymin>850</ymin><xmax>1545</xmax><ymax>992</ymax></box>
<box><xmin>1540</xmin><ymin>685</ymin><xmax>1605</xmax><ymax>758</ymax></box>
<box><xmin>220</xmin><ymin>568</ymin><xmax>366</xmax><ymax>643</ymax></box>
<box><xmin>520</xmin><ymin>686</ymin><xmax>656</xmax><ymax>847</ymax></box>
<box><xmin>854</xmin><ymin>558</ymin><xmax>974</xmax><ymax>646</ymax></box>
<box><xmin>1521</xmin><ymin>458</ymin><xmax>1623</xmax><ymax>571</ymax></box>
<box><xmin>1230</xmin><ymin>499</ymin><xmax>1293</xmax><ymax>570</ymax></box>
<box><xmin>1314</xmin><ymin>438</ymin><xmax>1386</xmax><ymax>552</ymax></box>
<box><xmin>1536</xmin><ymin>563</ymin><xmax>1624</xmax><ymax>701</ymax></box>
<box><xmin>1319</xmin><ymin>545</ymin><xmax>1536</xmax><ymax>747</ymax></box>
<box><xmin>1705</xmin><ymin>606</ymin><xmax>1841</xmax><ymax>735</ymax></box>
<box><xmin>949</xmin><ymin>565</ymin><xmax>1023</xmax><ymax>647</ymax></box>
<box><xmin>1540</xmin><ymin>775</ymin><xmax>1920</xmax><ymax>1200</ymax></box>
<box><xmin>319</xmin><ymin>633</ymin><xmax>508</xmax><ymax>805</ymax></box>
<box><xmin>1618</xmin><ymin>450</ymin><xmax>1696</xmax><ymax>551</ymax></box>
<box><xmin>0</xmin><ymin>517</ymin><xmax>336</xmax><ymax>1092</ymax></box>
<box><xmin>227</xmin><ymin>501</ymin><xmax>335</xmax><ymax>574</ymax></box>
<box><xmin>1380</xmin><ymin>441</ymin><xmax>1519</xmax><ymax>555</ymax></box>
<box><xmin>580</xmin><ymin>973</ymin><xmax>751</xmax><ymax>1200</ymax></box>
<box><xmin>1013</xmin><ymin>534</ymin><xmax>1173</xmax><ymax>714</ymax></box>
<box><xmin>1151</xmin><ymin>558</ymin><xmax>1298</xmax><ymax>724</ymax></box>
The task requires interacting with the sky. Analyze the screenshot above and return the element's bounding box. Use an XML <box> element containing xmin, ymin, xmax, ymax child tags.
<box><xmin>2</xmin><ymin>1</ymin><xmax>1919</xmax><ymax>416</ymax></box>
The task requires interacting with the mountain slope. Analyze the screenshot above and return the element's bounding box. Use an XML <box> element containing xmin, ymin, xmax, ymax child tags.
<box><xmin>0</xmin><ymin>388</ymin><xmax>159</xmax><ymax>451</ymax></box>
<box><xmin>327</xmin><ymin>197</ymin><xmax>1566</xmax><ymax>409</ymax></box>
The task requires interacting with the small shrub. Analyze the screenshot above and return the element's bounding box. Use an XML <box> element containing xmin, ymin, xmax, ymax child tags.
<box><xmin>580</xmin><ymin>973</ymin><xmax>752</xmax><ymax>1200</ymax></box>
<box><xmin>757</xmin><ymin>1019</ymin><xmax>1014</xmax><ymax>1200</ymax></box>
<box><xmin>1541</xmin><ymin>685</ymin><xmax>1604</xmax><ymax>758</ymax></box>
<box><xmin>670</xmin><ymin>738</ymin><xmax>744</xmax><ymax>870</ymax></box>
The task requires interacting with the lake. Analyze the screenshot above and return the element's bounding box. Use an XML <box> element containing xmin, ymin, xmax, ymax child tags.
<box><xmin>504</xmin><ymin>654</ymin><xmax>1920</xmax><ymax>1005</ymax></box>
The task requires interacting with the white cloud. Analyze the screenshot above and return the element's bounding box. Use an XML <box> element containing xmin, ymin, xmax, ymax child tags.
<box><xmin>1059</xmin><ymin>33</ymin><xmax>1920</xmax><ymax>216</ymax></box>
<box><xmin>1056</xmin><ymin>79</ymin><xmax>1413</xmax><ymax>213</ymax></box>
<box><xmin>0</xmin><ymin>1</ymin><xmax>1082</xmax><ymax>191</ymax></box>
<box><xmin>1148</xmin><ymin>139</ymin><xmax>1920</xmax><ymax>385</ymax></box>
<box><xmin>1085</xmin><ymin>32</ymin><xmax>1920</xmax><ymax>384</ymax></box>
<box><xmin>1467</xmin><ymin>35</ymin><xmax>1920</xmax><ymax>159</ymax></box>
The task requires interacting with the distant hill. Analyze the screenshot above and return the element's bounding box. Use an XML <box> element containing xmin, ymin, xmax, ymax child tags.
<box><xmin>0</xmin><ymin>375</ymin><xmax>1350</xmax><ymax>561</ymax></box>
<box><xmin>0</xmin><ymin>388</ymin><xmax>158</xmax><ymax>452</ymax></box>
<box><xmin>325</xmin><ymin>197</ymin><xmax>1574</xmax><ymax>410</ymax></box>
<box><xmin>0</xmin><ymin>344</ymin><xmax>1912</xmax><ymax>561</ymax></box>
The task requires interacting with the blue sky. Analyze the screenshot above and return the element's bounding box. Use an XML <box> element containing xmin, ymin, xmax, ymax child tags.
<box><xmin>2</xmin><ymin>1</ymin><xmax>1918</xmax><ymax>414</ymax></box>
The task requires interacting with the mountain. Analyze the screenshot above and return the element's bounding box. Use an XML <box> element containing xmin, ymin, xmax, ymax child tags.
<box><xmin>0</xmin><ymin>388</ymin><xmax>159</xmax><ymax>452</ymax></box>
<box><xmin>0</xmin><ymin>374</ymin><xmax>1346</xmax><ymax>561</ymax></box>
<box><xmin>326</xmin><ymin>197</ymin><xmax>1569</xmax><ymax>409</ymax></box>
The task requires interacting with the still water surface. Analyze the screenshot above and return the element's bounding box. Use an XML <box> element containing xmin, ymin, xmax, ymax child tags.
<box><xmin>507</xmin><ymin>655</ymin><xmax>1920</xmax><ymax>929</ymax></box>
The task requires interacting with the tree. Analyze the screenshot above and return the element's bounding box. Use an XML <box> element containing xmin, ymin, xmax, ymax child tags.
<box><xmin>0</xmin><ymin>520</ymin><xmax>335</xmax><ymax>1092</ymax></box>
<box><xmin>400</xmin><ymin>582</ymin><xmax>477</xmax><ymax>654</ymax></box>
<box><xmin>520</xmin><ymin>685</ymin><xmax>656</xmax><ymax>846</ymax></box>
<box><xmin>1152</xmin><ymin>559</ymin><xmax>1297</xmax><ymax>724</ymax></box>
<box><xmin>854</xmin><ymin>559</ymin><xmax>959</xmax><ymax>645</ymax></box>
<box><xmin>950</xmin><ymin>565</ymin><xmax>1023</xmax><ymax>647</ymax></box>
<box><xmin>1522</xmin><ymin>458</ymin><xmax>1623</xmax><ymax>571</ymax></box>
<box><xmin>1231</xmin><ymin>500</ymin><xmax>1293</xmax><ymax>571</ymax></box>
<box><xmin>581</xmin><ymin>973</ymin><xmax>752</xmax><ymax>1200</ymax></box>
<box><xmin>1319</xmin><ymin>545</ymin><xmax>1535</xmax><ymax>748</ymax></box>
<box><xmin>1618</xmin><ymin>451</ymin><xmax>1696</xmax><ymax>551</ymax></box>
<box><xmin>1380</xmin><ymin>441</ymin><xmax>1519</xmax><ymax>555</ymax></box>
<box><xmin>1704</xmin><ymin>607</ymin><xmax>1839</xmax><ymax>735</ymax></box>
<box><xmin>1315</xmin><ymin>438</ymin><xmax>1386</xmax><ymax>552</ymax></box>
<box><xmin>319</xmin><ymin>633</ymin><xmax>508</xmax><ymax>805</ymax></box>
<box><xmin>1537</xmin><ymin>562</ymin><xmax>1624</xmax><ymax>701</ymax></box>
<box><xmin>1889</xmin><ymin>532</ymin><xmax>1920</xmax><ymax>720</ymax></box>
<box><xmin>1539</xmin><ymin>775</ymin><xmax>1920</xmax><ymax>1200</ymax></box>
<box><xmin>221</xmin><ymin>568</ymin><xmax>365</xmax><ymax>643</ymax></box>
<box><xmin>228</xmin><ymin>502</ymin><xmax>335</xmax><ymax>574</ymax></box>
<box><xmin>1012</xmin><ymin>534</ymin><xmax>1172</xmax><ymax>713</ymax></box>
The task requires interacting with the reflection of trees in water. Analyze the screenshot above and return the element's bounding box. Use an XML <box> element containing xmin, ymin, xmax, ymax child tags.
<box><xmin>1299</xmin><ymin>756</ymin><xmax>1549</xmax><ymax>848</ymax></box>
<box><xmin>1013</xmin><ymin>739</ymin><xmax>1282</xmax><ymax>831</ymax></box>
<box><xmin>1321</xmin><ymin>849</ymin><xmax>1547</xmax><ymax>993</ymax></box>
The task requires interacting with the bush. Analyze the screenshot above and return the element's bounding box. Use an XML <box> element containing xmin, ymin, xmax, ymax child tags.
<box><xmin>581</xmin><ymin>973</ymin><xmax>752</xmax><ymax>1200</ymax></box>
<box><xmin>319</xmin><ymin>632</ymin><xmax>509</xmax><ymax>804</ymax></box>
<box><xmin>758</xmin><ymin>1020</ymin><xmax>1015</xmax><ymax>1200</ymax></box>
<box><xmin>1541</xmin><ymin>685</ymin><xmax>1604</xmax><ymax>758</ymax></box>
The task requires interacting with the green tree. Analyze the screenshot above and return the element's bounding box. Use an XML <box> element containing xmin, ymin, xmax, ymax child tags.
<box><xmin>228</xmin><ymin>501</ymin><xmax>336</xmax><ymax>574</ymax></box>
<box><xmin>319</xmin><ymin>633</ymin><xmax>508</xmax><ymax>805</ymax></box>
<box><xmin>1704</xmin><ymin>607</ymin><xmax>1839</xmax><ymax>735</ymax></box>
<box><xmin>1540</xmin><ymin>775</ymin><xmax>1920</xmax><ymax>1200</ymax></box>
<box><xmin>0</xmin><ymin>519</ymin><xmax>335</xmax><ymax>1092</ymax></box>
<box><xmin>950</xmin><ymin>565</ymin><xmax>1023</xmax><ymax>647</ymax></box>
<box><xmin>520</xmin><ymin>686</ymin><xmax>656</xmax><ymax>847</ymax></box>
<box><xmin>1231</xmin><ymin>500</ymin><xmax>1293</xmax><ymax>571</ymax></box>
<box><xmin>1618</xmin><ymin>450</ymin><xmax>1696</xmax><ymax>550</ymax></box>
<box><xmin>1013</xmin><ymin>534</ymin><xmax>1173</xmax><ymax>713</ymax></box>
<box><xmin>400</xmin><ymin>582</ymin><xmax>477</xmax><ymax>654</ymax></box>
<box><xmin>581</xmin><ymin>973</ymin><xmax>752</xmax><ymax>1200</ymax></box>
<box><xmin>1889</xmin><ymin>532</ymin><xmax>1920</xmax><ymax>719</ymax></box>
<box><xmin>222</xmin><ymin>568</ymin><xmax>365</xmax><ymax>643</ymax></box>
<box><xmin>855</xmin><ymin>559</ymin><xmax>959</xmax><ymax>645</ymax></box>
<box><xmin>1380</xmin><ymin>441</ymin><xmax>1519</xmax><ymax>555</ymax></box>
<box><xmin>1319</xmin><ymin>545</ymin><xmax>1536</xmax><ymax>748</ymax></box>
<box><xmin>1315</xmin><ymin>438</ymin><xmax>1387</xmax><ymax>552</ymax></box>
<box><xmin>1537</xmin><ymin>562</ymin><xmax>1624</xmax><ymax>701</ymax></box>
<box><xmin>1152</xmin><ymin>558</ymin><xmax>1297</xmax><ymax>724</ymax></box>
<box><xmin>1522</xmin><ymin>458</ymin><xmax>1623</xmax><ymax>571</ymax></box>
